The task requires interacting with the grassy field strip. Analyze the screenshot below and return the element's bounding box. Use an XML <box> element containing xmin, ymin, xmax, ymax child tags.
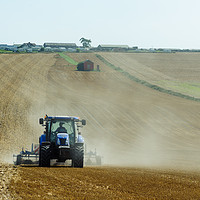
<box><xmin>59</xmin><ymin>53</ymin><xmax>78</xmax><ymax>65</ymax></box>
<box><xmin>96</xmin><ymin>54</ymin><xmax>200</xmax><ymax>102</ymax></box>
<box><xmin>157</xmin><ymin>80</ymin><xmax>200</xmax><ymax>98</ymax></box>
<box><xmin>0</xmin><ymin>50</ymin><xmax>13</xmax><ymax>53</ymax></box>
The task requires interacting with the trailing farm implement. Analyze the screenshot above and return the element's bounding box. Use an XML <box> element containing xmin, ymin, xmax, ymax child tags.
<box><xmin>14</xmin><ymin>114</ymin><xmax>86</xmax><ymax>167</ymax></box>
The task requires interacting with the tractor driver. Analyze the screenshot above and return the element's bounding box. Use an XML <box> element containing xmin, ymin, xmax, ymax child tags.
<box><xmin>55</xmin><ymin>122</ymin><xmax>67</xmax><ymax>133</ymax></box>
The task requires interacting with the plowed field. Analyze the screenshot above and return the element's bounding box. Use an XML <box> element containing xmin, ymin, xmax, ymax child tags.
<box><xmin>97</xmin><ymin>52</ymin><xmax>200</xmax><ymax>98</ymax></box>
<box><xmin>9</xmin><ymin>167</ymin><xmax>200</xmax><ymax>199</ymax></box>
<box><xmin>0</xmin><ymin>52</ymin><xmax>200</xmax><ymax>199</ymax></box>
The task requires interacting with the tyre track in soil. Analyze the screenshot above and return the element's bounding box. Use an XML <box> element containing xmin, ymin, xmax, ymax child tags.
<box><xmin>1</xmin><ymin>53</ymin><xmax>200</xmax><ymax>199</ymax></box>
<box><xmin>0</xmin><ymin>54</ymin><xmax>56</xmax><ymax>159</ymax></box>
<box><xmin>46</xmin><ymin>59</ymin><xmax>139</xmax><ymax>152</ymax></box>
<box><xmin>0</xmin><ymin>53</ymin><xmax>56</xmax><ymax>199</ymax></box>
<box><xmin>96</xmin><ymin>53</ymin><xmax>200</xmax><ymax>147</ymax></box>
<box><xmin>48</xmin><ymin>53</ymin><xmax>200</xmax><ymax>167</ymax></box>
<box><xmin>47</xmin><ymin>67</ymin><xmax>133</xmax><ymax>146</ymax></box>
<box><xmin>98</xmin><ymin>52</ymin><xmax>200</xmax><ymax>98</ymax></box>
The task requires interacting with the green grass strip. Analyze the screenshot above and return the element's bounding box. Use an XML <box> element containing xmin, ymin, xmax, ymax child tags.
<box><xmin>96</xmin><ymin>54</ymin><xmax>200</xmax><ymax>102</ymax></box>
<box><xmin>59</xmin><ymin>53</ymin><xmax>78</xmax><ymax>65</ymax></box>
<box><xmin>0</xmin><ymin>50</ymin><xmax>13</xmax><ymax>53</ymax></box>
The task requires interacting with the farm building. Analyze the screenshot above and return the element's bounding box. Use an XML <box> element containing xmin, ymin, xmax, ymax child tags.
<box><xmin>0</xmin><ymin>44</ymin><xmax>8</xmax><ymax>50</ymax></box>
<box><xmin>77</xmin><ymin>60</ymin><xmax>94</xmax><ymax>71</ymax></box>
<box><xmin>19</xmin><ymin>42</ymin><xmax>36</xmax><ymax>48</ymax></box>
<box><xmin>5</xmin><ymin>45</ymin><xmax>18</xmax><ymax>52</ymax></box>
<box><xmin>44</xmin><ymin>43</ymin><xmax>77</xmax><ymax>49</ymax></box>
<box><xmin>98</xmin><ymin>44</ymin><xmax>129</xmax><ymax>51</ymax></box>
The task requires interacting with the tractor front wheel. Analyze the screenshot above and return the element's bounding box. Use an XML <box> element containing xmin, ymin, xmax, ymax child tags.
<box><xmin>39</xmin><ymin>145</ymin><xmax>51</xmax><ymax>167</ymax></box>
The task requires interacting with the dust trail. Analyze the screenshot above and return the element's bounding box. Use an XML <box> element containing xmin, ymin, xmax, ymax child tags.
<box><xmin>0</xmin><ymin>54</ymin><xmax>56</xmax><ymax>163</ymax></box>
<box><xmin>2</xmin><ymin>53</ymin><xmax>200</xmax><ymax>171</ymax></box>
<box><xmin>59</xmin><ymin>53</ymin><xmax>200</xmax><ymax>169</ymax></box>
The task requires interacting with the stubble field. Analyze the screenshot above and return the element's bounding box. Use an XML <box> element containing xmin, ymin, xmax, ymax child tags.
<box><xmin>0</xmin><ymin>52</ymin><xmax>200</xmax><ymax>199</ymax></box>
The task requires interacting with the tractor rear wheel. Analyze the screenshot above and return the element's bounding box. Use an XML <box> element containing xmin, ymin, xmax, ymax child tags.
<box><xmin>39</xmin><ymin>145</ymin><xmax>51</xmax><ymax>167</ymax></box>
<box><xmin>72</xmin><ymin>144</ymin><xmax>84</xmax><ymax>168</ymax></box>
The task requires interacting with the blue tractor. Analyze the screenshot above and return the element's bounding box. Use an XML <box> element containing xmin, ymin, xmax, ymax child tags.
<box><xmin>39</xmin><ymin>115</ymin><xmax>86</xmax><ymax>167</ymax></box>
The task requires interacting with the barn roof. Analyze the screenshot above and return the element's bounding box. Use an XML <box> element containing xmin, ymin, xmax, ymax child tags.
<box><xmin>19</xmin><ymin>42</ymin><xmax>36</xmax><ymax>48</ymax></box>
<box><xmin>44</xmin><ymin>43</ymin><xmax>77</xmax><ymax>47</ymax></box>
<box><xmin>78</xmin><ymin>59</ymin><xmax>93</xmax><ymax>64</ymax></box>
<box><xmin>98</xmin><ymin>44</ymin><xmax>129</xmax><ymax>48</ymax></box>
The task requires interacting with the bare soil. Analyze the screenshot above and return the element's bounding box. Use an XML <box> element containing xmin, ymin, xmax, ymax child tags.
<box><xmin>97</xmin><ymin>52</ymin><xmax>200</xmax><ymax>98</ymax></box>
<box><xmin>0</xmin><ymin>53</ymin><xmax>200</xmax><ymax>199</ymax></box>
<box><xmin>9</xmin><ymin>167</ymin><xmax>200</xmax><ymax>200</ymax></box>
<box><xmin>0</xmin><ymin>164</ymin><xmax>18</xmax><ymax>199</ymax></box>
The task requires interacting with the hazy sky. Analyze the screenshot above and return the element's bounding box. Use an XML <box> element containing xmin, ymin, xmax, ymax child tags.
<box><xmin>1</xmin><ymin>0</ymin><xmax>200</xmax><ymax>48</ymax></box>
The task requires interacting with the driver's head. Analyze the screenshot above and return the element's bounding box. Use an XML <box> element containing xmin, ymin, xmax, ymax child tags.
<box><xmin>59</xmin><ymin>122</ymin><xmax>64</xmax><ymax>127</ymax></box>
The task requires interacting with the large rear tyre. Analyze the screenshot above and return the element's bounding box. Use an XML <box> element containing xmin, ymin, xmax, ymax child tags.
<box><xmin>72</xmin><ymin>144</ymin><xmax>84</xmax><ymax>168</ymax></box>
<box><xmin>39</xmin><ymin>145</ymin><xmax>51</xmax><ymax>167</ymax></box>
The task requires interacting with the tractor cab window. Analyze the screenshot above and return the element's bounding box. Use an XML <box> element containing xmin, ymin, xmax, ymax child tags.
<box><xmin>50</xmin><ymin>120</ymin><xmax>75</xmax><ymax>143</ymax></box>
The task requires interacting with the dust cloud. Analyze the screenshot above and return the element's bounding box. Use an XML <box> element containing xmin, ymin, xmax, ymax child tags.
<box><xmin>1</xmin><ymin>53</ymin><xmax>200</xmax><ymax>171</ymax></box>
<box><xmin>83</xmin><ymin>91</ymin><xmax>200</xmax><ymax>170</ymax></box>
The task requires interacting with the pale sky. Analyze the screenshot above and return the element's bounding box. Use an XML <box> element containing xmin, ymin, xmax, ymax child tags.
<box><xmin>1</xmin><ymin>0</ymin><xmax>200</xmax><ymax>48</ymax></box>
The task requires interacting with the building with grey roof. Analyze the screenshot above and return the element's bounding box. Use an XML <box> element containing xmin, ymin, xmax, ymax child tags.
<box><xmin>98</xmin><ymin>44</ymin><xmax>129</xmax><ymax>51</ymax></box>
<box><xmin>44</xmin><ymin>43</ymin><xmax>77</xmax><ymax>48</ymax></box>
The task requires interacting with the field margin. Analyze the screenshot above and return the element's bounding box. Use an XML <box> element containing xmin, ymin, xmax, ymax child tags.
<box><xmin>96</xmin><ymin>54</ymin><xmax>200</xmax><ymax>102</ymax></box>
<box><xmin>59</xmin><ymin>53</ymin><xmax>78</xmax><ymax>65</ymax></box>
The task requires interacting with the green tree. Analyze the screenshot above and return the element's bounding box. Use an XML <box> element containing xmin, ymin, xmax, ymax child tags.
<box><xmin>79</xmin><ymin>37</ymin><xmax>91</xmax><ymax>48</ymax></box>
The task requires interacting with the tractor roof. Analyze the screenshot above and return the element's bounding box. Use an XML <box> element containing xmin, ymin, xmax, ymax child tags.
<box><xmin>45</xmin><ymin>116</ymin><xmax>80</xmax><ymax>120</ymax></box>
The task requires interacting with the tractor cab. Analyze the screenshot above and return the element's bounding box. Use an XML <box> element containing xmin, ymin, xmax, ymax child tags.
<box><xmin>50</xmin><ymin>120</ymin><xmax>75</xmax><ymax>146</ymax></box>
<box><xmin>39</xmin><ymin>115</ymin><xmax>86</xmax><ymax>167</ymax></box>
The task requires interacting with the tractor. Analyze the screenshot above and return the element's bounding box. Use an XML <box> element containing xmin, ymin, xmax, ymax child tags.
<box><xmin>39</xmin><ymin>115</ymin><xmax>86</xmax><ymax>167</ymax></box>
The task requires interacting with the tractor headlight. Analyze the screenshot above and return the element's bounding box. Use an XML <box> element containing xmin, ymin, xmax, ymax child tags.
<box><xmin>57</xmin><ymin>138</ymin><xmax>60</xmax><ymax>145</ymax></box>
<box><xmin>65</xmin><ymin>138</ymin><xmax>69</xmax><ymax>146</ymax></box>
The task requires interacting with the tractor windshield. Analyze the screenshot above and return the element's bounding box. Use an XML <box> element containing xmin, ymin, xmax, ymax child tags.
<box><xmin>50</xmin><ymin>120</ymin><xmax>75</xmax><ymax>144</ymax></box>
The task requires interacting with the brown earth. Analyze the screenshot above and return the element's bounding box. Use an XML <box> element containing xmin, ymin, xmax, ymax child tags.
<box><xmin>97</xmin><ymin>52</ymin><xmax>200</xmax><ymax>98</ymax></box>
<box><xmin>97</xmin><ymin>52</ymin><xmax>200</xmax><ymax>83</ymax></box>
<box><xmin>10</xmin><ymin>166</ymin><xmax>200</xmax><ymax>200</ymax></box>
<box><xmin>0</xmin><ymin>53</ymin><xmax>200</xmax><ymax>199</ymax></box>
